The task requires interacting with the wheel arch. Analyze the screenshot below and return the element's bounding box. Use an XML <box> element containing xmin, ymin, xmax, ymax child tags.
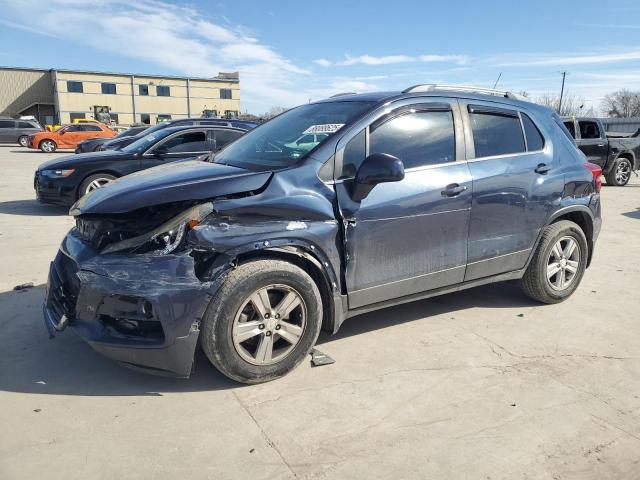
<box><xmin>234</xmin><ymin>244</ymin><xmax>340</xmax><ymax>334</ymax></box>
<box><xmin>547</xmin><ymin>206</ymin><xmax>595</xmax><ymax>267</ymax></box>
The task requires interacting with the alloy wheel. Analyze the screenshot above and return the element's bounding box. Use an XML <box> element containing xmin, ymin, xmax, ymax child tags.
<box><xmin>546</xmin><ymin>236</ymin><xmax>580</xmax><ymax>291</ymax></box>
<box><xmin>85</xmin><ymin>178</ymin><xmax>112</xmax><ymax>194</ymax></box>
<box><xmin>232</xmin><ymin>284</ymin><xmax>307</xmax><ymax>366</ymax></box>
<box><xmin>616</xmin><ymin>160</ymin><xmax>631</xmax><ymax>185</ymax></box>
<box><xmin>41</xmin><ymin>141</ymin><xmax>55</xmax><ymax>152</ymax></box>
<box><xmin>18</xmin><ymin>136</ymin><xmax>28</xmax><ymax>147</ymax></box>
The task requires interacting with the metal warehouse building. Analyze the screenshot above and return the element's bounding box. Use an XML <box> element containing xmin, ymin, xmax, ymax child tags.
<box><xmin>0</xmin><ymin>66</ymin><xmax>241</xmax><ymax>126</ymax></box>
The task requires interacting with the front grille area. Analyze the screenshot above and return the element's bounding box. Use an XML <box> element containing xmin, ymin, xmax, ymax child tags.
<box><xmin>47</xmin><ymin>254</ymin><xmax>80</xmax><ymax>323</ymax></box>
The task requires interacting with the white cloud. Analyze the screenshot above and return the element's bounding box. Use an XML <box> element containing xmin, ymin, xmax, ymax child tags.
<box><xmin>314</xmin><ymin>58</ymin><xmax>332</xmax><ymax>67</ymax></box>
<box><xmin>495</xmin><ymin>49</ymin><xmax>640</xmax><ymax>67</ymax></box>
<box><xmin>335</xmin><ymin>54</ymin><xmax>468</xmax><ymax>66</ymax></box>
<box><xmin>0</xmin><ymin>0</ymin><xmax>309</xmax><ymax>112</ymax></box>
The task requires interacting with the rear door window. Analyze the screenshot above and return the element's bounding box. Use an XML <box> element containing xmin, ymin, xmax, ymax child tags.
<box><xmin>578</xmin><ymin>120</ymin><xmax>601</xmax><ymax>139</ymax></box>
<box><xmin>161</xmin><ymin>131</ymin><xmax>208</xmax><ymax>153</ymax></box>
<box><xmin>0</xmin><ymin>120</ymin><xmax>15</xmax><ymax>129</ymax></box>
<box><xmin>469</xmin><ymin>107</ymin><xmax>525</xmax><ymax>158</ymax></box>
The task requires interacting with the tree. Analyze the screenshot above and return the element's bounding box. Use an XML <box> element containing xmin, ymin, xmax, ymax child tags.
<box><xmin>601</xmin><ymin>89</ymin><xmax>640</xmax><ymax>118</ymax></box>
<box><xmin>534</xmin><ymin>92</ymin><xmax>586</xmax><ymax>116</ymax></box>
<box><xmin>263</xmin><ymin>106</ymin><xmax>289</xmax><ymax>119</ymax></box>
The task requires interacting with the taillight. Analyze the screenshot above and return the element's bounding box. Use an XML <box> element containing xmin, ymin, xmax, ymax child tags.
<box><xmin>583</xmin><ymin>162</ymin><xmax>602</xmax><ymax>193</ymax></box>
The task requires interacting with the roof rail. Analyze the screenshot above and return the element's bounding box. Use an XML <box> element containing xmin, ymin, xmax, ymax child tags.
<box><xmin>329</xmin><ymin>92</ymin><xmax>357</xmax><ymax>98</ymax></box>
<box><xmin>402</xmin><ymin>84</ymin><xmax>526</xmax><ymax>100</ymax></box>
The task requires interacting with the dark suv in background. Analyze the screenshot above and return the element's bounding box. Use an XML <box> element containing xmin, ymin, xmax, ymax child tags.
<box><xmin>0</xmin><ymin>118</ymin><xmax>43</xmax><ymax>146</ymax></box>
<box><xmin>44</xmin><ymin>85</ymin><xmax>602</xmax><ymax>383</ymax></box>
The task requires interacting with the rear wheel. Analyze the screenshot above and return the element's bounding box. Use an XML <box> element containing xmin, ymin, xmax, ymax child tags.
<box><xmin>79</xmin><ymin>173</ymin><xmax>116</xmax><ymax>197</ymax></box>
<box><xmin>605</xmin><ymin>157</ymin><xmax>632</xmax><ymax>186</ymax></box>
<box><xmin>18</xmin><ymin>135</ymin><xmax>28</xmax><ymax>147</ymax></box>
<box><xmin>39</xmin><ymin>139</ymin><xmax>57</xmax><ymax>153</ymax></box>
<box><xmin>520</xmin><ymin>220</ymin><xmax>588</xmax><ymax>304</ymax></box>
<box><xmin>201</xmin><ymin>259</ymin><xmax>323</xmax><ymax>384</ymax></box>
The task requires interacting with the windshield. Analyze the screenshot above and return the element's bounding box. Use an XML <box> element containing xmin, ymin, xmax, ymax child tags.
<box><xmin>214</xmin><ymin>101</ymin><xmax>375</xmax><ymax>171</ymax></box>
<box><xmin>121</xmin><ymin>129</ymin><xmax>174</xmax><ymax>153</ymax></box>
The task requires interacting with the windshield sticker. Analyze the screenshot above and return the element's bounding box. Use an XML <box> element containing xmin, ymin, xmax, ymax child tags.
<box><xmin>303</xmin><ymin>124</ymin><xmax>344</xmax><ymax>135</ymax></box>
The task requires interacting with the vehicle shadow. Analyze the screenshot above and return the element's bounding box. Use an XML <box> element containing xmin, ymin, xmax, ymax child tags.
<box><xmin>318</xmin><ymin>281</ymin><xmax>536</xmax><ymax>344</ymax></box>
<box><xmin>622</xmin><ymin>208</ymin><xmax>640</xmax><ymax>219</ymax></box>
<box><xmin>7</xmin><ymin>150</ymin><xmax>69</xmax><ymax>154</ymax></box>
<box><xmin>0</xmin><ymin>199</ymin><xmax>69</xmax><ymax>216</ymax></box>
<box><xmin>0</xmin><ymin>281</ymin><xmax>536</xmax><ymax>397</ymax></box>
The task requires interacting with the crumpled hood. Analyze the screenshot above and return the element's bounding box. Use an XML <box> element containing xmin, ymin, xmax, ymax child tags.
<box><xmin>70</xmin><ymin>160</ymin><xmax>272</xmax><ymax>215</ymax></box>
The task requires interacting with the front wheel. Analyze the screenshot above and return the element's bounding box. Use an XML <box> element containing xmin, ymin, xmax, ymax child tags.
<box><xmin>39</xmin><ymin>139</ymin><xmax>57</xmax><ymax>153</ymax></box>
<box><xmin>201</xmin><ymin>259</ymin><xmax>323</xmax><ymax>384</ymax></box>
<box><xmin>519</xmin><ymin>220</ymin><xmax>588</xmax><ymax>304</ymax></box>
<box><xmin>18</xmin><ymin>135</ymin><xmax>28</xmax><ymax>147</ymax></box>
<box><xmin>79</xmin><ymin>173</ymin><xmax>116</xmax><ymax>197</ymax></box>
<box><xmin>605</xmin><ymin>157</ymin><xmax>632</xmax><ymax>186</ymax></box>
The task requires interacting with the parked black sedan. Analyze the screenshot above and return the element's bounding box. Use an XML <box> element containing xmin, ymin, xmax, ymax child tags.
<box><xmin>75</xmin><ymin>126</ymin><xmax>149</xmax><ymax>154</ymax></box>
<box><xmin>99</xmin><ymin>118</ymin><xmax>257</xmax><ymax>152</ymax></box>
<box><xmin>35</xmin><ymin>125</ymin><xmax>246</xmax><ymax>206</ymax></box>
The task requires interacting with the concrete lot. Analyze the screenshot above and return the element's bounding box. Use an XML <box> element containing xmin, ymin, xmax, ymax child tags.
<box><xmin>1</xmin><ymin>144</ymin><xmax>639</xmax><ymax>479</ymax></box>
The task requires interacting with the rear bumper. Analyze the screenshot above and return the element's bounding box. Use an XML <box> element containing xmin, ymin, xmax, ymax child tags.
<box><xmin>43</xmin><ymin>232</ymin><xmax>220</xmax><ymax>377</ymax></box>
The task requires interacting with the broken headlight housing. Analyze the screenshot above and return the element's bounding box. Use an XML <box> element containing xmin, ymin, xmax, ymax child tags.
<box><xmin>101</xmin><ymin>203</ymin><xmax>213</xmax><ymax>255</ymax></box>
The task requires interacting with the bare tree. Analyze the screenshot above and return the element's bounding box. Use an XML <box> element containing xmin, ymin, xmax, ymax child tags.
<box><xmin>534</xmin><ymin>92</ymin><xmax>586</xmax><ymax>116</ymax></box>
<box><xmin>601</xmin><ymin>89</ymin><xmax>640</xmax><ymax>118</ymax></box>
<box><xmin>263</xmin><ymin>106</ymin><xmax>289</xmax><ymax>119</ymax></box>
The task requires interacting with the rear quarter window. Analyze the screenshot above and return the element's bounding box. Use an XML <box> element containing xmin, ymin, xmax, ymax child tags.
<box><xmin>521</xmin><ymin>113</ymin><xmax>545</xmax><ymax>151</ymax></box>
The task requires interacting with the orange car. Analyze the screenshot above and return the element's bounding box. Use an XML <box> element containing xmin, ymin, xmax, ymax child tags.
<box><xmin>28</xmin><ymin>123</ymin><xmax>116</xmax><ymax>152</ymax></box>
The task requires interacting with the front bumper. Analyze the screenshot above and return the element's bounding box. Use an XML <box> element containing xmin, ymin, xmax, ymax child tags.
<box><xmin>43</xmin><ymin>231</ymin><xmax>220</xmax><ymax>377</ymax></box>
<box><xmin>34</xmin><ymin>171</ymin><xmax>77</xmax><ymax>206</ymax></box>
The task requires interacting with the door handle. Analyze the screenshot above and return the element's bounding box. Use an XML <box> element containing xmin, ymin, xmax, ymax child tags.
<box><xmin>441</xmin><ymin>183</ymin><xmax>467</xmax><ymax>197</ymax></box>
<box><xmin>597</xmin><ymin>143</ymin><xmax>605</xmax><ymax>147</ymax></box>
<box><xmin>535</xmin><ymin>163</ymin><xmax>551</xmax><ymax>174</ymax></box>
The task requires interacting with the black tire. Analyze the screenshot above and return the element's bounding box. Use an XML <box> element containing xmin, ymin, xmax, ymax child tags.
<box><xmin>519</xmin><ymin>220</ymin><xmax>588</xmax><ymax>304</ymax></box>
<box><xmin>78</xmin><ymin>173</ymin><xmax>116</xmax><ymax>198</ymax></box>
<box><xmin>39</xmin><ymin>139</ymin><xmax>57</xmax><ymax>153</ymax></box>
<box><xmin>201</xmin><ymin>259</ymin><xmax>323</xmax><ymax>384</ymax></box>
<box><xmin>18</xmin><ymin>136</ymin><xmax>28</xmax><ymax>147</ymax></box>
<box><xmin>604</xmin><ymin>157</ymin><xmax>632</xmax><ymax>186</ymax></box>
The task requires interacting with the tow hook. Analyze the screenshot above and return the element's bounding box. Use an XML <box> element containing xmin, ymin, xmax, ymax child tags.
<box><xmin>54</xmin><ymin>314</ymin><xmax>70</xmax><ymax>332</ymax></box>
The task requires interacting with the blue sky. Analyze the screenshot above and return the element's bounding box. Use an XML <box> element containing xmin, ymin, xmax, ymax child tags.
<box><xmin>1</xmin><ymin>0</ymin><xmax>640</xmax><ymax>113</ymax></box>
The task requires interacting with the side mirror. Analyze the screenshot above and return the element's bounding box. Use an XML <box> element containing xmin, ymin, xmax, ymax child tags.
<box><xmin>350</xmin><ymin>153</ymin><xmax>404</xmax><ymax>202</ymax></box>
<box><xmin>154</xmin><ymin>144</ymin><xmax>169</xmax><ymax>156</ymax></box>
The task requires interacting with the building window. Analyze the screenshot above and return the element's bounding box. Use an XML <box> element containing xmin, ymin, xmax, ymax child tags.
<box><xmin>67</xmin><ymin>81</ymin><xmax>83</xmax><ymax>93</ymax></box>
<box><xmin>220</xmin><ymin>88</ymin><xmax>233</xmax><ymax>99</ymax></box>
<box><xmin>139</xmin><ymin>84</ymin><xmax>149</xmax><ymax>96</ymax></box>
<box><xmin>140</xmin><ymin>114</ymin><xmax>151</xmax><ymax>125</ymax></box>
<box><xmin>157</xmin><ymin>85</ymin><xmax>170</xmax><ymax>97</ymax></box>
<box><xmin>157</xmin><ymin>114</ymin><xmax>172</xmax><ymax>123</ymax></box>
<box><xmin>69</xmin><ymin>112</ymin><xmax>86</xmax><ymax>122</ymax></box>
<box><xmin>224</xmin><ymin>110</ymin><xmax>238</xmax><ymax>118</ymax></box>
<box><xmin>101</xmin><ymin>82</ymin><xmax>117</xmax><ymax>95</ymax></box>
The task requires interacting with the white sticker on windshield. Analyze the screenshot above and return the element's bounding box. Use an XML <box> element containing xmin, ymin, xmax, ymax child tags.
<box><xmin>303</xmin><ymin>124</ymin><xmax>344</xmax><ymax>134</ymax></box>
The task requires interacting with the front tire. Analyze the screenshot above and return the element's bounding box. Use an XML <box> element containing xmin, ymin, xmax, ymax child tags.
<box><xmin>39</xmin><ymin>139</ymin><xmax>57</xmax><ymax>153</ymax></box>
<box><xmin>201</xmin><ymin>259</ymin><xmax>323</xmax><ymax>384</ymax></box>
<box><xmin>78</xmin><ymin>173</ymin><xmax>116</xmax><ymax>197</ymax></box>
<box><xmin>520</xmin><ymin>220</ymin><xmax>588</xmax><ymax>304</ymax></box>
<box><xmin>605</xmin><ymin>157</ymin><xmax>632</xmax><ymax>186</ymax></box>
<box><xmin>18</xmin><ymin>135</ymin><xmax>28</xmax><ymax>147</ymax></box>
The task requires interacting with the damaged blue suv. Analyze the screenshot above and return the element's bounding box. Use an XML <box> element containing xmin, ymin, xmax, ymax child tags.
<box><xmin>44</xmin><ymin>85</ymin><xmax>602</xmax><ymax>383</ymax></box>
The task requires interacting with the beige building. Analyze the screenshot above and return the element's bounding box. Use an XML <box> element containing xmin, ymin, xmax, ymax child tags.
<box><xmin>0</xmin><ymin>66</ymin><xmax>240</xmax><ymax>126</ymax></box>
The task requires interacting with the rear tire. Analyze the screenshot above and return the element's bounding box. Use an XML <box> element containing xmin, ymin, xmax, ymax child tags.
<box><xmin>200</xmin><ymin>259</ymin><xmax>323</xmax><ymax>384</ymax></box>
<box><xmin>39</xmin><ymin>139</ymin><xmax>57</xmax><ymax>153</ymax></box>
<box><xmin>519</xmin><ymin>220</ymin><xmax>588</xmax><ymax>304</ymax></box>
<box><xmin>605</xmin><ymin>157</ymin><xmax>632</xmax><ymax>186</ymax></box>
<box><xmin>78</xmin><ymin>173</ymin><xmax>116</xmax><ymax>198</ymax></box>
<box><xmin>18</xmin><ymin>135</ymin><xmax>28</xmax><ymax>147</ymax></box>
